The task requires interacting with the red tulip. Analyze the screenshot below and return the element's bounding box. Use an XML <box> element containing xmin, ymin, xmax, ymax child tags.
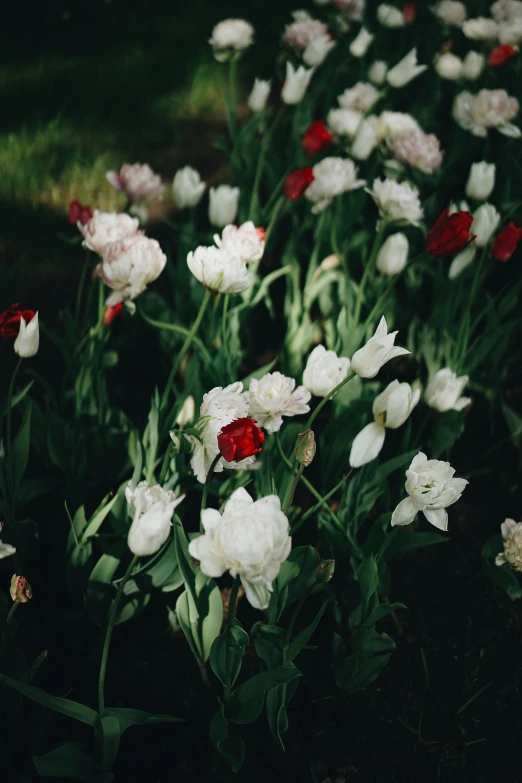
<box><xmin>68</xmin><ymin>199</ymin><xmax>93</xmax><ymax>226</ymax></box>
<box><xmin>103</xmin><ymin>302</ymin><xmax>124</xmax><ymax>326</ymax></box>
<box><xmin>0</xmin><ymin>303</ymin><xmax>36</xmax><ymax>341</ymax></box>
<box><xmin>426</xmin><ymin>209</ymin><xmax>474</xmax><ymax>257</ymax></box>
<box><xmin>487</xmin><ymin>44</ymin><xmax>516</xmax><ymax>68</ymax></box>
<box><xmin>283</xmin><ymin>168</ymin><xmax>315</xmax><ymax>201</ymax></box>
<box><xmin>403</xmin><ymin>2</ymin><xmax>416</xmax><ymax>23</ymax></box>
<box><xmin>301</xmin><ymin>120</ymin><xmax>334</xmax><ymax>158</ymax></box>
<box><xmin>217</xmin><ymin>418</ymin><xmax>265</xmax><ymax>462</ymax></box>
<box><xmin>490</xmin><ymin>222</ymin><xmax>522</xmax><ymax>262</ymax></box>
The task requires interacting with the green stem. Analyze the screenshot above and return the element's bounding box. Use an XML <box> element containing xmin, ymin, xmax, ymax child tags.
<box><xmin>5</xmin><ymin>358</ymin><xmax>23</xmax><ymax>521</ymax></box>
<box><xmin>224</xmin><ymin>575</ymin><xmax>241</xmax><ymax>703</ymax></box>
<box><xmin>201</xmin><ymin>453</ymin><xmax>222</xmax><ymax>516</ymax></box>
<box><xmin>160</xmin><ymin>289</ymin><xmax>212</xmax><ymax>411</ymax></box>
<box><xmin>284</xmin><ymin>585</ymin><xmax>314</xmax><ymax>664</ymax></box>
<box><xmin>354</xmin><ymin>220</ymin><xmax>388</xmax><ymax>324</ymax></box>
<box><xmin>138</xmin><ymin>303</ymin><xmax>213</xmax><ymax>365</ymax></box>
<box><xmin>75</xmin><ymin>251</ymin><xmax>91</xmax><ymax>324</ymax></box>
<box><xmin>283</xmin><ymin>464</ymin><xmax>305</xmax><ymax>515</ymax></box>
<box><xmin>264</xmin><ymin>196</ymin><xmax>286</xmax><ymax>245</ymax></box>
<box><xmin>291</xmin><ymin>472</ymin><xmax>351</xmax><ymax>535</ymax></box>
<box><xmin>221</xmin><ymin>294</ymin><xmax>230</xmax><ymax>356</ymax></box>
<box><xmin>98</xmin><ymin>553</ymin><xmax>139</xmax><ymax>714</ymax></box>
<box><xmin>305</xmin><ymin>371</ymin><xmax>355</xmax><ymax>432</ymax></box>
<box><xmin>248</xmin><ymin>109</ymin><xmax>284</xmax><ymax>220</ymax></box>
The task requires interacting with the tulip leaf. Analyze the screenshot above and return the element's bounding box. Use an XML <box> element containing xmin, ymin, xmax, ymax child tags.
<box><xmin>209</xmin><ymin>701</ymin><xmax>245</xmax><ymax>772</ymax></box>
<box><xmin>12</xmin><ymin>403</ymin><xmax>32</xmax><ymax>489</ymax></box>
<box><xmin>96</xmin><ymin>715</ymin><xmax>121</xmax><ymax>772</ymax></box>
<box><xmin>81</xmin><ymin>494</ymin><xmax>119</xmax><ymax>543</ymax></box>
<box><xmin>384</xmin><ymin>531</ymin><xmax>448</xmax><ymax>556</ymax></box>
<box><xmin>104</xmin><ymin>707</ymin><xmax>184</xmax><ymax>733</ymax></box>
<box><xmin>0</xmin><ymin>379</ymin><xmax>34</xmax><ymax>417</ymax></box>
<box><xmin>229</xmin><ymin>665</ymin><xmax>301</xmax><ymax>725</ymax></box>
<box><xmin>431</xmin><ymin>410</ymin><xmax>465</xmax><ymax>458</ymax></box>
<box><xmin>0</xmin><ymin>673</ymin><xmax>99</xmax><ymax>726</ymax></box>
<box><xmin>210</xmin><ymin>618</ymin><xmax>249</xmax><ymax>687</ymax></box>
<box><xmin>33</xmin><ymin>742</ymin><xmax>98</xmax><ymax>780</ymax></box>
<box><xmin>336</xmin><ymin>629</ymin><xmax>396</xmax><ymax>691</ymax></box>
<box><xmin>286</xmin><ymin>600</ymin><xmax>328</xmax><ymax>663</ymax></box>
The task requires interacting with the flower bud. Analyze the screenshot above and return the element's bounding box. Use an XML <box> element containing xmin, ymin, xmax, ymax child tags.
<box><xmin>435</xmin><ymin>52</ymin><xmax>463</xmax><ymax>80</ymax></box>
<box><xmin>175</xmin><ymin>396</ymin><xmax>195</xmax><ymax>429</ymax></box>
<box><xmin>472</xmin><ymin>203</ymin><xmax>501</xmax><ymax>247</ymax></box>
<box><xmin>247</xmin><ymin>78</ymin><xmax>271</xmax><ymax>112</ymax></box>
<box><xmin>295</xmin><ymin>430</ymin><xmax>316</xmax><ymax>466</ymax></box>
<box><xmin>10</xmin><ymin>575</ymin><xmax>32</xmax><ymax>603</ymax></box>
<box><xmin>349</xmin><ymin>27</ymin><xmax>374</xmax><ymax>58</ymax></box>
<box><xmin>387</xmin><ymin>48</ymin><xmax>427</xmax><ymax>88</ymax></box>
<box><xmin>172</xmin><ymin>166</ymin><xmax>206</xmax><ymax>209</ymax></box>
<box><xmin>465</xmin><ymin>162</ymin><xmax>495</xmax><ymax>201</ymax></box>
<box><xmin>368</xmin><ymin>60</ymin><xmax>388</xmax><ymax>85</ymax></box>
<box><xmin>126</xmin><ymin>481</ymin><xmax>185</xmax><ymax>557</ymax></box>
<box><xmin>376</xmin><ymin>232</ymin><xmax>409</xmax><ymax>275</ymax></box>
<box><xmin>281</xmin><ymin>61</ymin><xmax>314</xmax><ymax>105</ymax></box>
<box><xmin>461</xmin><ymin>51</ymin><xmax>485</xmax><ymax>80</ymax></box>
<box><xmin>14</xmin><ymin>313</ymin><xmax>39</xmax><ymax>358</ymax></box>
<box><xmin>302</xmin><ymin>120</ymin><xmax>334</xmax><ymax>158</ymax></box>
<box><xmin>351</xmin><ymin>120</ymin><xmax>378</xmax><ymax>160</ymax></box>
<box><xmin>208</xmin><ymin>185</ymin><xmax>240</xmax><ymax>227</ymax></box>
<box><xmin>315</xmin><ymin>559</ymin><xmax>335</xmax><ymax>583</ymax></box>
<box><xmin>68</xmin><ymin>199</ymin><xmax>92</xmax><ymax>226</ymax></box>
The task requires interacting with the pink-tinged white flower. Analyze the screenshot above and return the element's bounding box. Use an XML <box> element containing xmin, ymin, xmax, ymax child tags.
<box><xmin>391</xmin><ymin>452</ymin><xmax>468</xmax><ymax>530</ymax></box>
<box><xmin>424</xmin><ymin>368</ymin><xmax>470</xmax><ymax>412</ymax></box>
<box><xmin>188</xmin><ymin>382</ymin><xmax>251</xmax><ymax>482</ymax></box>
<box><xmin>377</xmin><ymin>4</ymin><xmax>406</xmax><ymax>27</ymax></box>
<box><xmin>303</xmin><ymin>34</ymin><xmax>336</xmax><ymax>66</ymax></box>
<box><xmin>435</xmin><ymin>52</ymin><xmax>463</xmax><ymax>80</ymax></box>
<box><xmin>172</xmin><ymin>166</ymin><xmax>206</xmax><ymax>209</ymax></box>
<box><xmin>333</xmin><ymin>0</ymin><xmax>366</xmax><ymax>19</ymax></box>
<box><xmin>97</xmin><ymin>235</ymin><xmax>167</xmax><ymax>306</ymax></box>
<box><xmin>453</xmin><ymin>90</ymin><xmax>521</xmax><ymax>137</ymax></box>
<box><xmin>351</xmin><ymin>316</ymin><xmax>410</xmax><ymax>378</ymax></box>
<box><xmin>368</xmin><ymin>60</ymin><xmax>388</xmax><ymax>85</ymax></box>
<box><xmin>462</xmin><ymin>17</ymin><xmax>498</xmax><ymax>40</ymax></box>
<box><xmin>327</xmin><ymin>107</ymin><xmax>363</xmax><ymax>138</ymax></box>
<box><xmin>371</xmin><ymin>111</ymin><xmax>420</xmax><ymax>143</ymax></box>
<box><xmin>376</xmin><ymin>232</ymin><xmax>409</xmax><ymax>275</ymax></box>
<box><xmin>281</xmin><ymin>61</ymin><xmax>314</xmax><ymax>105</ymax></box>
<box><xmin>351</xmin><ymin>120</ymin><xmax>379</xmax><ymax>160</ymax></box>
<box><xmin>283</xmin><ymin>17</ymin><xmax>329</xmax><ymax>50</ymax></box>
<box><xmin>247</xmin><ymin>372</ymin><xmax>311</xmax><ymax>433</ymax></box>
<box><xmin>106</xmin><ymin>163</ymin><xmax>164</xmax><ymax>203</ymax></box>
<box><xmin>496</xmin><ymin>518</ymin><xmax>522</xmax><ymax>571</ymax></box>
<box><xmin>213</xmin><ymin>221</ymin><xmax>265</xmax><ymax>263</ymax></box>
<box><xmin>349</xmin><ymin>380</ymin><xmax>420</xmax><ymax>467</ymax></box>
<box><xmin>367</xmin><ymin>178</ymin><xmax>423</xmax><ymax>226</ymax></box>
<box><xmin>303</xmin><ymin>345</ymin><xmax>351</xmax><ymax>397</ymax></box>
<box><xmin>79</xmin><ymin>210</ymin><xmax>140</xmax><ymax>256</ymax></box>
<box><xmin>461</xmin><ymin>51</ymin><xmax>486</xmax><ymax>80</ymax></box>
<box><xmin>189</xmin><ymin>487</ymin><xmax>291</xmax><ymax>610</ymax></box>
<box><xmin>247</xmin><ymin>78</ymin><xmax>271</xmax><ymax>112</ymax></box>
<box><xmin>387</xmin><ymin>48</ymin><xmax>427</xmax><ymax>88</ymax></box>
<box><xmin>187</xmin><ymin>246</ymin><xmax>252</xmax><ymax>294</ymax></box>
<box><xmin>388</xmin><ymin>129</ymin><xmax>444</xmax><ymax>173</ymax></box>
<box><xmin>304</xmin><ymin>157</ymin><xmax>365</xmax><ymax>213</ymax></box>
<box><xmin>338</xmin><ymin>82</ymin><xmax>380</xmax><ymax>112</ymax></box>
<box><xmin>126</xmin><ymin>481</ymin><xmax>185</xmax><ymax>557</ymax></box>
<box><xmin>209</xmin><ymin>19</ymin><xmax>254</xmax><ymax>61</ymax></box>
<box><xmin>349</xmin><ymin>27</ymin><xmax>374</xmax><ymax>57</ymax></box>
<box><xmin>208</xmin><ymin>185</ymin><xmax>240</xmax><ymax>227</ymax></box>
<box><xmin>434</xmin><ymin>1</ymin><xmax>467</xmax><ymax>27</ymax></box>
<box><xmin>14</xmin><ymin>313</ymin><xmax>39</xmax><ymax>358</ymax></box>
<box><xmin>465</xmin><ymin>162</ymin><xmax>495</xmax><ymax>201</ymax></box>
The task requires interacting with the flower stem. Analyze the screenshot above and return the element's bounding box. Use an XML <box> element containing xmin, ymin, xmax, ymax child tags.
<box><xmin>305</xmin><ymin>371</ymin><xmax>355</xmax><ymax>431</ymax></box>
<box><xmin>137</xmin><ymin>303</ymin><xmax>213</xmax><ymax>365</ymax></box>
<box><xmin>75</xmin><ymin>250</ymin><xmax>91</xmax><ymax>325</ymax></box>
<box><xmin>354</xmin><ymin>220</ymin><xmax>387</xmax><ymax>324</ymax></box>
<box><xmin>98</xmin><ymin>553</ymin><xmax>139</xmax><ymax>714</ymax></box>
<box><xmin>224</xmin><ymin>575</ymin><xmax>241</xmax><ymax>703</ymax></box>
<box><xmin>5</xmin><ymin>358</ymin><xmax>23</xmax><ymax>522</ymax></box>
<box><xmin>201</xmin><ymin>453</ymin><xmax>223</xmax><ymax>517</ymax></box>
<box><xmin>284</xmin><ymin>585</ymin><xmax>314</xmax><ymax>664</ymax></box>
<box><xmin>283</xmin><ymin>464</ymin><xmax>305</xmax><ymax>515</ymax></box>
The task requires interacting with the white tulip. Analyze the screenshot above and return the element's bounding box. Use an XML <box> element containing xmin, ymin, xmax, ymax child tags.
<box><xmin>175</xmin><ymin>396</ymin><xmax>195</xmax><ymax>428</ymax></box>
<box><xmin>368</xmin><ymin>60</ymin><xmax>388</xmax><ymax>85</ymax></box>
<box><xmin>351</xmin><ymin>120</ymin><xmax>378</xmax><ymax>160</ymax></box>
<box><xmin>0</xmin><ymin>540</ymin><xmax>16</xmax><ymax>560</ymax></box>
<box><xmin>208</xmin><ymin>185</ymin><xmax>240</xmax><ymax>227</ymax></box>
<box><xmin>462</xmin><ymin>17</ymin><xmax>498</xmax><ymax>39</ymax></box>
<box><xmin>247</xmin><ymin>78</ymin><xmax>271</xmax><ymax>112</ymax></box>
<box><xmin>376</xmin><ymin>232</ymin><xmax>409</xmax><ymax>275</ymax></box>
<box><xmin>367</xmin><ymin>177</ymin><xmax>424</xmax><ymax>226</ymax></box>
<box><xmin>14</xmin><ymin>313</ymin><xmax>39</xmax><ymax>358</ymax></box>
<box><xmin>281</xmin><ymin>61</ymin><xmax>314</xmax><ymax>105</ymax></box>
<box><xmin>187</xmin><ymin>246</ymin><xmax>252</xmax><ymax>294</ymax></box>
<box><xmin>387</xmin><ymin>48</ymin><xmax>427</xmax><ymax>88</ymax></box>
<box><xmin>303</xmin><ymin>345</ymin><xmax>351</xmax><ymax>397</ymax></box>
<box><xmin>495</xmin><ymin>519</ymin><xmax>522</xmax><ymax>571</ymax></box>
<box><xmin>472</xmin><ymin>203</ymin><xmax>501</xmax><ymax>247</ymax></box>
<box><xmin>424</xmin><ymin>368</ymin><xmax>471</xmax><ymax>412</ymax></box>
<box><xmin>391</xmin><ymin>452</ymin><xmax>468</xmax><ymax>531</ymax></box>
<box><xmin>303</xmin><ymin>34</ymin><xmax>336</xmax><ymax>66</ymax></box>
<box><xmin>188</xmin><ymin>487</ymin><xmax>291</xmax><ymax>610</ymax></box>
<box><xmin>465</xmin><ymin>162</ymin><xmax>495</xmax><ymax>201</ymax></box>
<box><xmin>434</xmin><ymin>1</ymin><xmax>467</xmax><ymax>27</ymax></box>
<box><xmin>209</xmin><ymin>19</ymin><xmax>254</xmax><ymax>61</ymax></box>
<box><xmin>461</xmin><ymin>51</ymin><xmax>486</xmax><ymax>80</ymax></box>
<box><xmin>350</xmin><ymin>380</ymin><xmax>420</xmax><ymax>467</ymax></box>
<box><xmin>247</xmin><ymin>372</ymin><xmax>311</xmax><ymax>433</ymax></box>
<box><xmin>126</xmin><ymin>481</ymin><xmax>185</xmax><ymax>557</ymax></box>
<box><xmin>351</xmin><ymin>316</ymin><xmax>410</xmax><ymax>378</ymax></box>
<box><xmin>377</xmin><ymin>4</ymin><xmax>406</xmax><ymax>27</ymax></box>
<box><xmin>448</xmin><ymin>245</ymin><xmax>477</xmax><ymax>279</ymax></box>
<box><xmin>214</xmin><ymin>221</ymin><xmax>265</xmax><ymax>263</ymax></box>
<box><xmin>327</xmin><ymin>108</ymin><xmax>363</xmax><ymax>138</ymax></box>
<box><xmin>97</xmin><ymin>235</ymin><xmax>167</xmax><ymax>306</ymax></box>
<box><xmin>304</xmin><ymin>157</ymin><xmax>365</xmax><ymax>213</ymax></box>
<box><xmin>435</xmin><ymin>52</ymin><xmax>463</xmax><ymax>80</ymax></box>
<box><xmin>349</xmin><ymin>27</ymin><xmax>374</xmax><ymax>58</ymax></box>
<box><xmin>172</xmin><ymin>166</ymin><xmax>206</xmax><ymax>209</ymax></box>
<box><xmin>79</xmin><ymin>210</ymin><xmax>140</xmax><ymax>256</ymax></box>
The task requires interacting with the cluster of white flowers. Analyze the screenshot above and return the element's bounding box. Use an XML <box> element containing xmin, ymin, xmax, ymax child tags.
<box><xmin>388</xmin><ymin>129</ymin><xmax>444</xmax><ymax>174</ymax></box>
<box><xmin>453</xmin><ymin>89</ymin><xmax>521</xmax><ymax>138</ymax></box>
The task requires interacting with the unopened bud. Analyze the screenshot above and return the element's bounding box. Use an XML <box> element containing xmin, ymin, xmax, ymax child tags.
<box><xmin>315</xmin><ymin>559</ymin><xmax>335</xmax><ymax>583</ymax></box>
<box><xmin>175</xmin><ymin>396</ymin><xmax>195</xmax><ymax>429</ymax></box>
<box><xmin>295</xmin><ymin>429</ymin><xmax>316</xmax><ymax>466</ymax></box>
<box><xmin>313</xmin><ymin>253</ymin><xmax>340</xmax><ymax>280</ymax></box>
<box><xmin>10</xmin><ymin>575</ymin><xmax>32</xmax><ymax>603</ymax></box>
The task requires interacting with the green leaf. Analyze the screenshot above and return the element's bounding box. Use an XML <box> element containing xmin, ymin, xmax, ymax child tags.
<box><xmin>431</xmin><ymin>410</ymin><xmax>465</xmax><ymax>458</ymax></box>
<box><xmin>33</xmin><ymin>743</ymin><xmax>98</xmax><ymax>780</ymax></box>
<box><xmin>385</xmin><ymin>530</ymin><xmax>448</xmax><ymax>556</ymax></box>
<box><xmin>0</xmin><ymin>673</ymin><xmax>99</xmax><ymax>726</ymax></box>
<box><xmin>12</xmin><ymin>403</ymin><xmax>32</xmax><ymax>488</ymax></box>
<box><xmin>286</xmin><ymin>600</ymin><xmax>328</xmax><ymax>663</ymax></box>
<box><xmin>229</xmin><ymin>665</ymin><xmax>301</xmax><ymax>725</ymax></box>
<box><xmin>349</xmin><ymin>602</ymin><xmax>406</xmax><ymax>630</ymax></box>
<box><xmin>483</xmin><ymin>562</ymin><xmax>522</xmax><ymax>600</ymax></box>
<box><xmin>266</xmin><ymin>684</ymin><xmax>289</xmax><ymax>751</ymax></box>
<box><xmin>267</xmin><ymin>560</ymin><xmax>300</xmax><ymax>624</ymax></box>
<box><xmin>124</xmin><ymin>537</ymin><xmax>183</xmax><ymax>595</ymax></box>
<box><xmin>173</xmin><ymin>516</ymin><xmax>198</xmax><ymax>609</ymax></box>
<box><xmin>96</xmin><ymin>715</ymin><xmax>121</xmax><ymax>772</ymax></box>
<box><xmin>0</xmin><ymin>379</ymin><xmax>34</xmax><ymax>418</ymax></box>
<box><xmin>210</xmin><ymin>618</ymin><xmax>249</xmax><ymax>687</ymax></box>
<box><xmin>209</xmin><ymin>702</ymin><xmax>245</xmax><ymax>773</ymax></box>
<box><xmin>81</xmin><ymin>495</ymin><xmax>119</xmax><ymax>543</ymax></box>
<box><xmin>104</xmin><ymin>707</ymin><xmax>183</xmax><ymax>733</ymax></box>
<box><xmin>175</xmin><ymin>578</ymin><xmax>223</xmax><ymax>663</ymax></box>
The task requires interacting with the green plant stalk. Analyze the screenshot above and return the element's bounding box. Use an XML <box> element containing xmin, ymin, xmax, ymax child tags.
<box><xmin>137</xmin><ymin>303</ymin><xmax>213</xmax><ymax>365</ymax></box>
<box><xmin>305</xmin><ymin>371</ymin><xmax>356</xmax><ymax>432</ymax></box>
<box><xmin>248</xmin><ymin>108</ymin><xmax>284</xmax><ymax>220</ymax></box>
<box><xmin>4</xmin><ymin>358</ymin><xmax>23</xmax><ymax>524</ymax></box>
<box><xmin>224</xmin><ymin>575</ymin><xmax>241</xmax><ymax>703</ymax></box>
<box><xmin>221</xmin><ymin>294</ymin><xmax>230</xmax><ymax>360</ymax></box>
<box><xmin>160</xmin><ymin>288</ymin><xmax>212</xmax><ymax>411</ymax></box>
<box><xmin>98</xmin><ymin>553</ymin><xmax>139</xmax><ymax>714</ymax></box>
<box><xmin>283</xmin><ymin>464</ymin><xmax>305</xmax><ymax>515</ymax></box>
<box><xmin>264</xmin><ymin>195</ymin><xmax>286</xmax><ymax>245</ymax></box>
<box><xmin>201</xmin><ymin>453</ymin><xmax>223</xmax><ymax>517</ymax></box>
<box><xmin>75</xmin><ymin>250</ymin><xmax>91</xmax><ymax>325</ymax></box>
<box><xmin>353</xmin><ymin>220</ymin><xmax>388</xmax><ymax>324</ymax></box>
<box><xmin>364</xmin><ymin>248</ymin><xmax>429</xmax><ymax>328</ymax></box>
<box><xmin>284</xmin><ymin>584</ymin><xmax>314</xmax><ymax>664</ymax></box>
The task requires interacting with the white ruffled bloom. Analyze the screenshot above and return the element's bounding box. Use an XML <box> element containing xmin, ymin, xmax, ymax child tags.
<box><xmin>462</xmin><ymin>17</ymin><xmax>498</xmax><ymax>39</ymax></box>
<box><xmin>491</xmin><ymin>1</ymin><xmax>522</xmax><ymax>22</ymax></box>
<box><xmin>377</xmin><ymin>4</ymin><xmax>406</xmax><ymax>27</ymax></box>
<box><xmin>448</xmin><ymin>245</ymin><xmax>477</xmax><ymax>279</ymax></box>
<box><xmin>368</xmin><ymin>60</ymin><xmax>388</xmax><ymax>85</ymax></box>
<box><xmin>14</xmin><ymin>313</ymin><xmax>39</xmax><ymax>358</ymax></box>
<box><xmin>303</xmin><ymin>345</ymin><xmax>351</xmax><ymax>397</ymax></box>
<box><xmin>281</xmin><ymin>61</ymin><xmax>314</xmax><ymax>105</ymax></box>
<box><xmin>372</xmin><ymin>111</ymin><xmax>420</xmax><ymax>143</ymax></box>
<box><xmin>367</xmin><ymin>177</ymin><xmax>423</xmax><ymax>226</ymax></box>
<box><xmin>338</xmin><ymin>82</ymin><xmax>380</xmax><ymax>112</ymax></box>
<box><xmin>97</xmin><ymin>235</ymin><xmax>167</xmax><ymax>306</ymax></box>
<box><xmin>303</xmin><ymin>34</ymin><xmax>336</xmax><ymax>66</ymax></box>
<box><xmin>351</xmin><ymin>120</ymin><xmax>379</xmax><ymax>160</ymax></box>
<box><xmin>388</xmin><ymin>129</ymin><xmax>443</xmax><ymax>173</ymax></box>
<box><xmin>304</xmin><ymin>157</ymin><xmax>365</xmax><ymax>213</ymax></box>
<box><xmin>283</xmin><ymin>17</ymin><xmax>329</xmax><ymax>50</ymax></box>
<box><xmin>453</xmin><ymin>90</ymin><xmax>521</xmax><ymax>137</ymax></box>
<box><xmin>349</xmin><ymin>27</ymin><xmax>374</xmax><ymax>57</ymax></box>
<box><xmin>472</xmin><ymin>203</ymin><xmax>501</xmax><ymax>248</ymax></box>
<box><xmin>247</xmin><ymin>372</ymin><xmax>311</xmax><ymax>433</ymax></box>
<box><xmin>327</xmin><ymin>108</ymin><xmax>363</xmax><ymax>138</ymax></box>
<box><xmin>79</xmin><ymin>210</ymin><xmax>140</xmax><ymax>256</ymax></box>
<box><xmin>208</xmin><ymin>185</ymin><xmax>240</xmax><ymax>227</ymax></box>
<box><xmin>495</xmin><ymin>519</ymin><xmax>522</xmax><ymax>571</ymax></box>
<box><xmin>172</xmin><ymin>166</ymin><xmax>206</xmax><ymax>209</ymax></box>
<box><xmin>351</xmin><ymin>316</ymin><xmax>409</xmax><ymax>378</ymax></box>
<box><xmin>461</xmin><ymin>51</ymin><xmax>486</xmax><ymax>80</ymax></box>
<box><xmin>187</xmin><ymin>246</ymin><xmax>251</xmax><ymax>294</ymax></box>
<box><xmin>126</xmin><ymin>481</ymin><xmax>185</xmax><ymax>557</ymax></box>
<box><xmin>387</xmin><ymin>48</ymin><xmax>427</xmax><ymax>88</ymax></box>
<box><xmin>349</xmin><ymin>380</ymin><xmax>420</xmax><ymax>467</ymax></box>
<box><xmin>0</xmin><ymin>540</ymin><xmax>16</xmax><ymax>560</ymax></box>
<box><xmin>424</xmin><ymin>368</ymin><xmax>471</xmax><ymax>412</ymax></box>
<box><xmin>248</xmin><ymin>78</ymin><xmax>271</xmax><ymax>112</ymax></box>
<box><xmin>189</xmin><ymin>382</ymin><xmax>251</xmax><ymax>483</ymax></box>
<box><xmin>498</xmin><ymin>17</ymin><xmax>522</xmax><ymax>43</ymax></box>
<box><xmin>334</xmin><ymin>0</ymin><xmax>366</xmax><ymax>19</ymax></box>
<box><xmin>434</xmin><ymin>1</ymin><xmax>467</xmax><ymax>26</ymax></box>
<box><xmin>465</xmin><ymin>162</ymin><xmax>495</xmax><ymax>201</ymax></box>
<box><xmin>106</xmin><ymin>163</ymin><xmax>164</xmax><ymax>203</ymax></box>
<box><xmin>214</xmin><ymin>221</ymin><xmax>265</xmax><ymax>263</ymax></box>
<box><xmin>188</xmin><ymin>487</ymin><xmax>291</xmax><ymax>610</ymax></box>
<box><xmin>376</xmin><ymin>232</ymin><xmax>409</xmax><ymax>275</ymax></box>
<box><xmin>209</xmin><ymin>19</ymin><xmax>254</xmax><ymax>61</ymax></box>
<box><xmin>435</xmin><ymin>52</ymin><xmax>463</xmax><ymax>80</ymax></box>
<box><xmin>391</xmin><ymin>452</ymin><xmax>468</xmax><ymax>530</ymax></box>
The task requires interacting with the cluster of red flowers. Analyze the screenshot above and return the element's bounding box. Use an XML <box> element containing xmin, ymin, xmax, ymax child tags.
<box><xmin>217</xmin><ymin>418</ymin><xmax>265</xmax><ymax>462</ymax></box>
<box><xmin>426</xmin><ymin>209</ymin><xmax>522</xmax><ymax>263</ymax></box>
<box><xmin>68</xmin><ymin>200</ymin><xmax>93</xmax><ymax>226</ymax></box>
<box><xmin>0</xmin><ymin>303</ymin><xmax>36</xmax><ymax>341</ymax></box>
